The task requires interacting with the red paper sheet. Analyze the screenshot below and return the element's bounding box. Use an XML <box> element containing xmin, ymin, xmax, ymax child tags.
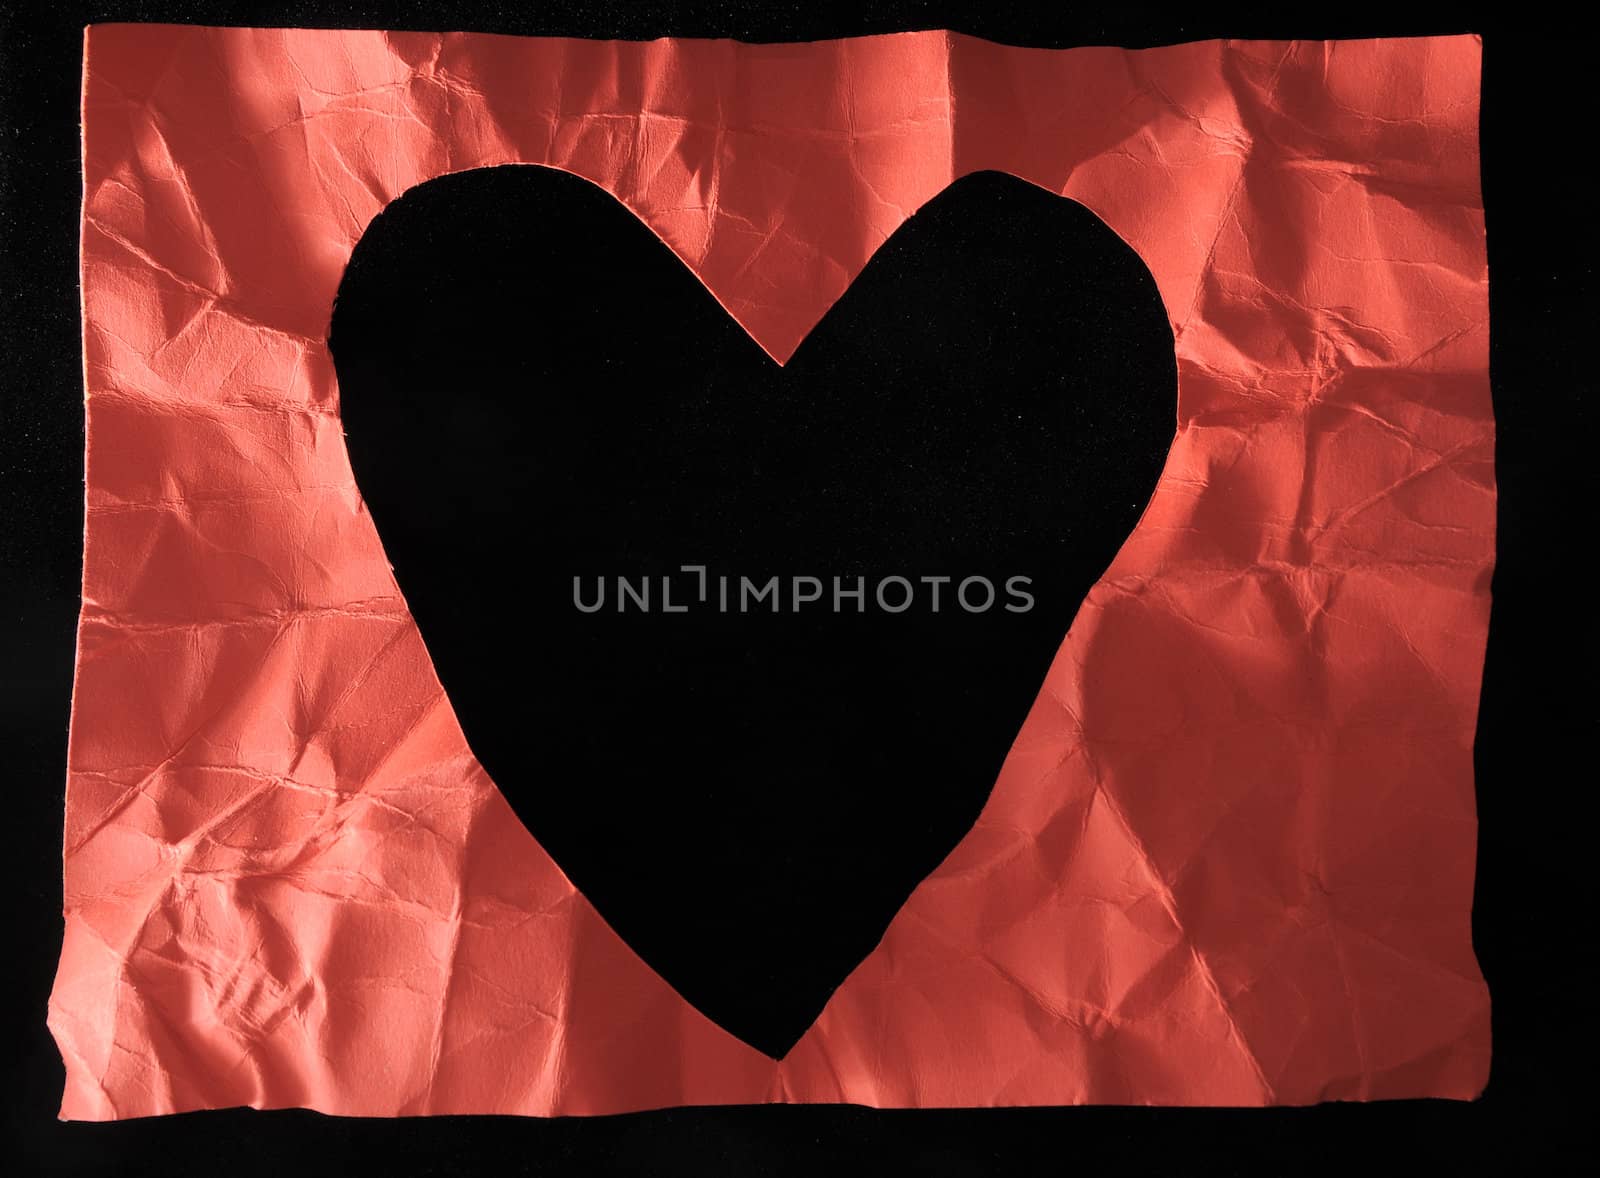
<box><xmin>52</xmin><ymin>26</ymin><xmax>1492</xmax><ymax>1117</ymax></box>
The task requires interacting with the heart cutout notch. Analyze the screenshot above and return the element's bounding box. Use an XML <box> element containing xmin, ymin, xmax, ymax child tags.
<box><xmin>331</xmin><ymin>166</ymin><xmax>1174</xmax><ymax>1058</ymax></box>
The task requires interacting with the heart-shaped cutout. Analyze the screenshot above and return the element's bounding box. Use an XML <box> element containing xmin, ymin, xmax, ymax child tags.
<box><xmin>331</xmin><ymin>167</ymin><xmax>1174</xmax><ymax>1057</ymax></box>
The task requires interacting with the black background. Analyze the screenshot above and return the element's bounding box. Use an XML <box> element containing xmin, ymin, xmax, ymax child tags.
<box><xmin>1</xmin><ymin>2</ymin><xmax>1589</xmax><ymax>1174</ymax></box>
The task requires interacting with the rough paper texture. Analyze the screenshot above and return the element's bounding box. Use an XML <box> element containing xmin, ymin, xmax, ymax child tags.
<box><xmin>53</xmin><ymin>27</ymin><xmax>1492</xmax><ymax>1117</ymax></box>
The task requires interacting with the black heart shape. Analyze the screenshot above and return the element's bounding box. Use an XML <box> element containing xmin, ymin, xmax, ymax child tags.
<box><xmin>330</xmin><ymin>167</ymin><xmax>1173</xmax><ymax>1058</ymax></box>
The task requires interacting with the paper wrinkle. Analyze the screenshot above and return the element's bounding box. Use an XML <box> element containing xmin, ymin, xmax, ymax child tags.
<box><xmin>55</xmin><ymin>27</ymin><xmax>1491</xmax><ymax>1116</ymax></box>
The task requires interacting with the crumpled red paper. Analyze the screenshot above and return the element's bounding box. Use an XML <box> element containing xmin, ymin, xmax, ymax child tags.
<box><xmin>52</xmin><ymin>26</ymin><xmax>1492</xmax><ymax>1117</ymax></box>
